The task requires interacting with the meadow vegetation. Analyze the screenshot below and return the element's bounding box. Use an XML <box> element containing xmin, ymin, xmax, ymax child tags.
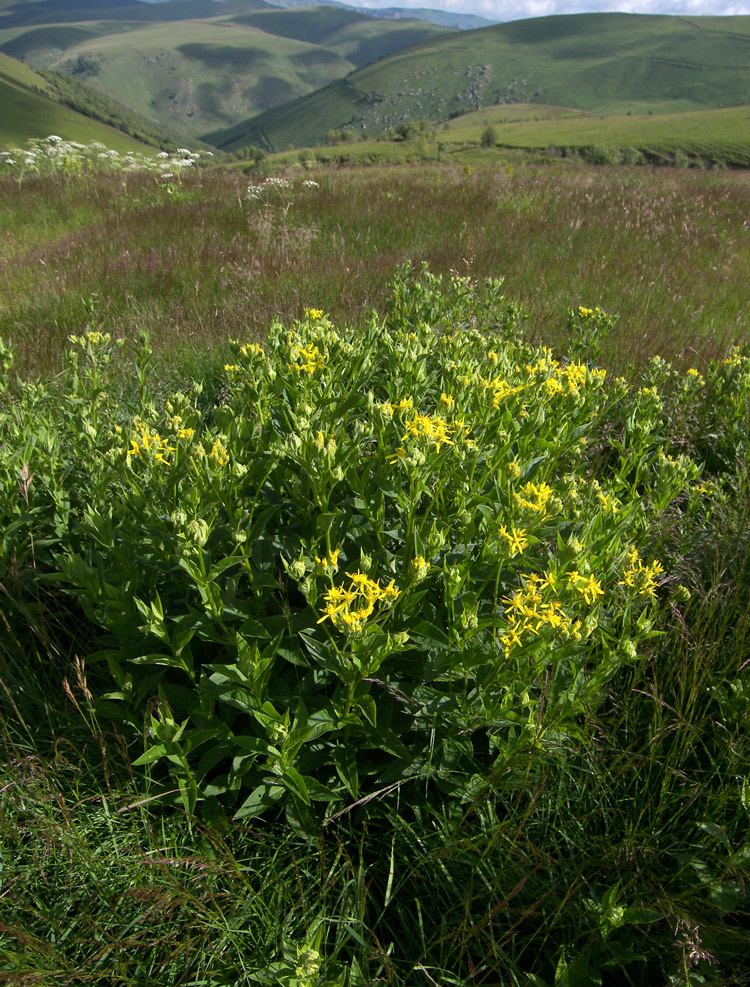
<box><xmin>1</xmin><ymin>146</ymin><xmax>749</xmax><ymax>986</ymax></box>
<box><xmin>2</xmin><ymin>149</ymin><xmax>750</xmax><ymax>377</ymax></box>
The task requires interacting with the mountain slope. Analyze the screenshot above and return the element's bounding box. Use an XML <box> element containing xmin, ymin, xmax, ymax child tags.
<box><xmin>0</xmin><ymin>0</ymin><xmax>452</xmax><ymax>138</ymax></box>
<box><xmin>227</xmin><ymin>4</ymin><xmax>452</xmax><ymax>68</ymax></box>
<box><xmin>204</xmin><ymin>12</ymin><xmax>750</xmax><ymax>150</ymax></box>
<box><xmin>0</xmin><ymin>50</ymin><xmax>152</xmax><ymax>149</ymax></box>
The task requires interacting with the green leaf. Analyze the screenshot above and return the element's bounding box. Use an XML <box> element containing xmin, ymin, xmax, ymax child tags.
<box><xmin>332</xmin><ymin>745</ymin><xmax>359</xmax><ymax>797</ymax></box>
<box><xmin>280</xmin><ymin>764</ymin><xmax>310</xmax><ymax>805</ymax></box>
<box><xmin>132</xmin><ymin>744</ymin><xmax>167</xmax><ymax>766</ymax></box>
<box><xmin>234</xmin><ymin>781</ymin><xmax>285</xmax><ymax>820</ymax></box>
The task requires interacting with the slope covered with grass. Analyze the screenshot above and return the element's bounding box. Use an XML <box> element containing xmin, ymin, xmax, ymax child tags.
<box><xmin>228</xmin><ymin>4</ymin><xmax>452</xmax><ymax>68</ymax></box>
<box><xmin>440</xmin><ymin>102</ymin><xmax>750</xmax><ymax>167</ymax></box>
<box><xmin>41</xmin><ymin>19</ymin><xmax>356</xmax><ymax>136</ymax></box>
<box><xmin>207</xmin><ymin>12</ymin><xmax>750</xmax><ymax>150</ymax></box>
<box><xmin>0</xmin><ymin>0</ymin><xmax>452</xmax><ymax>138</ymax></box>
<box><xmin>0</xmin><ymin>51</ymin><xmax>153</xmax><ymax>149</ymax></box>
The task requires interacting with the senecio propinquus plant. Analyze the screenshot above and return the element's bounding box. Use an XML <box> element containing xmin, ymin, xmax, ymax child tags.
<box><xmin>5</xmin><ymin>266</ymin><xmax>741</xmax><ymax>829</ymax></box>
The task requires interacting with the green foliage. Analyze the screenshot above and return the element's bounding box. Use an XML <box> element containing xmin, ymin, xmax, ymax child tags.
<box><xmin>479</xmin><ymin>123</ymin><xmax>497</xmax><ymax>148</ymax></box>
<box><xmin>0</xmin><ymin>266</ymin><xmax>718</xmax><ymax>831</ymax></box>
<box><xmin>585</xmin><ymin>144</ymin><xmax>622</xmax><ymax>166</ymax></box>
<box><xmin>2</xmin><ymin>256</ymin><xmax>750</xmax><ymax>984</ymax></box>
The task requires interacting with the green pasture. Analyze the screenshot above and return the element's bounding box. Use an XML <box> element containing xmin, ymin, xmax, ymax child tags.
<box><xmin>0</xmin><ymin>51</ymin><xmax>153</xmax><ymax>151</ymax></box>
<box><xmin>443</xmin><ymin>103</ymin><xmax>750</xmax><ymax>166</ymax></box>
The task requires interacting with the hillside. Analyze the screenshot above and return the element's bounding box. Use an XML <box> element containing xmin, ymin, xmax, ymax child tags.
<box><xmin>263</xmin><ymin>0</ymin><xmax>495</xmax><ymax>30</ymax></box>
<box><xmin>205</xmin><ymin>12</ymin><xmax>750</xmax><ymax>151</ymax></box>
<box><xmin>226</xmin><ymin>5</ymin><xmax>451</xmax><ymax>69</ymax></box>
<box><xmin>0</xmin><ymin>50</ymin><xmax>154</xmax><ymax>150</ymax></box>
<box><xmin>442</xmin><ymin>102</ymin><xmax>750</xmax><ymax>166</ymax></box>
<box><xmin>0</xmin><ymin>0</ymin><xmax>452</xmax><ymax>138</ymax></box>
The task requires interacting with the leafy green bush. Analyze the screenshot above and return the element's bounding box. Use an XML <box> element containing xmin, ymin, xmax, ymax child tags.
<box><xmin>5</xmin><ymin>268</ymin><xmax>743</xmax><ymax>833</ymax></box>
<box><xmin>480</xmin><ymin>124</ymin><xmax>497</xmax><ymax>148</ymax></box>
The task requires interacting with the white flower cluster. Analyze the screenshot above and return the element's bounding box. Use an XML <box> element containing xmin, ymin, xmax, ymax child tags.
<box><xmin>245</xmin><ymin>175</ymin><xmax>318</xmax><ymax>209</ymax></box>
<box><xmin>0</xmin><ymin>136</ymin><xmax>212</xmax><ymax>181</ymax></box>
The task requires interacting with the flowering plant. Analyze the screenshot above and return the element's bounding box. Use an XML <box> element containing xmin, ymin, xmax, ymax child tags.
<box><xmin>2</xmin><ymin>267</ymin><xmax>735</xmax><ymax>831</ymax></box>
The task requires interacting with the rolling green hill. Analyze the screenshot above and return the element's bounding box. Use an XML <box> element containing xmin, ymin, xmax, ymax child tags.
<box><xmin>227</xmin><ymin>5</ymin><xmax>451</xmax><ymax>68</ymax></box>
<box><xmin>263</xmin><ymin>0</ymin><xmax>494</xmax><ymax>30</ymax></box>
<box><xmin>39</xmin><ymin>19</ymin><xmax>358</xmax><ymax>136</ymax></box>
<box><xmin>0</xmin><ymin>0</ymin><xmax>452</xmax><ymax>138</ymax></box>
<box><xmin>0</xmin><ymin>50</ymin><xmax>153</xmax><ymax>150</ymax></box>
<box><xmin>444</xmin><ymin>102</ymin><xmax>750</xmax><ymax>166</ymax></box>
<box><xmin>205</xmin><ymin>12</ymin><xmax>750</xmax><ymax>151</ymax></box>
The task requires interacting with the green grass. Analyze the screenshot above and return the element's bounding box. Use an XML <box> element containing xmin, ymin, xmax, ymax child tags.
<box><xmin>206</xmin><ymin>12</ymin><xmax>750</xmax><ymax>151</ymax></box>
<box><xmin>3</xmin><ymin>161</ymin><xmax>750</xmax><ymax>378</ymax></box>
<box><xmin>440</xmin><ymin>103</ymin><xmax>750</xmax><ymax>167</ymax></box>
<box><xmin>0</xmin><ymin>51</ymin><xmax>155</xmax><ymax>151</ymax></box>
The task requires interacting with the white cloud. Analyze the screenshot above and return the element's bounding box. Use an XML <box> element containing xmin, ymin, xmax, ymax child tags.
<box><xmin>357</xmin><ymin>0</ymin><xmax>750</xmax><ymax>21</ymax></box>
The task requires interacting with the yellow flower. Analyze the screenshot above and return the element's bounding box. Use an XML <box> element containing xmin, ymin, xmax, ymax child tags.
<box><xmin>569</xmin><ymin>572</ymin><xmax>604</xmax><ymax>606</ymax></box>
<box><xmin>499</xmin><ymin>525</ymin><xmax>528</xmax><ymax>556</ymax></box>
<box><xmin>412</xmin><ymin>555</ymin><xmax>430</xmax><ymax>579</ymax></box>
<box><xmin>210</xmin><ymin>438</ymin><xmax>229</xmax><ymax>466</ymax></box>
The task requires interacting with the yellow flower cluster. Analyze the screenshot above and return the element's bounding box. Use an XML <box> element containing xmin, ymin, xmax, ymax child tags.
<box><xmin>378</xmin><ymin>396</ymin><xmax>414</xmax><ymax>416</ymax></box>
<box><xmin>488</xmin><ymin>378</ymin><xmax>525</xmax><ymax>408</ymax></box>
<box><xmin>401</xmin><ymin>411</ymin><xmax>454</xmax><ymax>450</ymax></box>
<box><xmin>240</xmin><ymin>342</ymin><xmax>264</xmax><ymax>358</ymax></box>
<box><xmin>577</xmin><ymin>306</ymin><xmax>601</xmax><ymax>319</ymax></box>
<box><xmin>304</xmin><ymin>308</ymin><xmax>324</xmax><ymax>320</ymax></box>
<box><xmin>318</xmin><ymin>570</ymin><xmax>400</xmax><ymax>635</ymax></box>
<box><xmin>412</xmin><ymin>555</ymin><xmax>431</xmax><ymax>579</ymax></box>
<box><xmin>514</xmin><ymin>481</ymin><xmax>554</xmax><ymax>514</ymax></box>
<box><xmin>69</xmin><ymin>330</ymin><xmax>108</xmax><ymax>347</ymax></box>
<box><xmin>290</xmin><ymin>342</ymin><xmax>326</xmax><ymax>375</ymax></box>
<box><xmin>723</xmin><ymin>348</ymin><xmax>744</xmax><ymax>368</ymax></box>
<box><xmin>619</xmin><ymin>548</ymin><xmax>664</xmax><ymax>598</ymax></box>
<box><xmin>315</xmin><ymin>548</ymin><xmax>340</xmax><ymax>570</ymax></box>
<box><xmin>499</xmin><ymin>525</ymin><xmax>528</xmax><ymax>556</ymax></box>
<box><xmin>127</xmin><ymin>421</ymin><xmax>175</xmax><ymax>465</ymax></box>
<box><xmin>210</xmin><ymin>438</ymin><xmax>229</xmax><ymax>466</ymax></box>
<box><xmin>568</xmin><ymin>570</ymin><xmax>604</xmax><ymax>605</ymax></box>
<box><xmin>501</xmin><ymin>572</ymin><xmax>582</xmax><ymax>659</ymax></box>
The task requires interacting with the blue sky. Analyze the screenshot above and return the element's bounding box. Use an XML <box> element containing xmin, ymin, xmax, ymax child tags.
<box><xmin>356</xmin><ymin>0</ymin><xmax>750</xmax><ymax>22</ymax></box>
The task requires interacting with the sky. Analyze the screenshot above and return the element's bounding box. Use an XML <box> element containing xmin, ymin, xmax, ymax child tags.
<box><xmin>355</xmin><ymin>0</ymin><xmax>750</xmax><ymax>21</ymax></box>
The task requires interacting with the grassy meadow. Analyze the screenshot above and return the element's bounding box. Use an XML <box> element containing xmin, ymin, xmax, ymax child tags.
<box><xmin>2</xmin><ymin>157</ymin><xmax>750</xmax><ymax>376</ymax></box>
<box><xmin>1</xmin><ymin>149</ymin><xmax>750</xmax><ymax>987</ymax></box>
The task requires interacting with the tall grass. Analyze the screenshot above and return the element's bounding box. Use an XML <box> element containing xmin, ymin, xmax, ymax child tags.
<box><xmin>2</xmin><ymin>162</ymin><xmax>750</xmax><ymax>377</ymax></box>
